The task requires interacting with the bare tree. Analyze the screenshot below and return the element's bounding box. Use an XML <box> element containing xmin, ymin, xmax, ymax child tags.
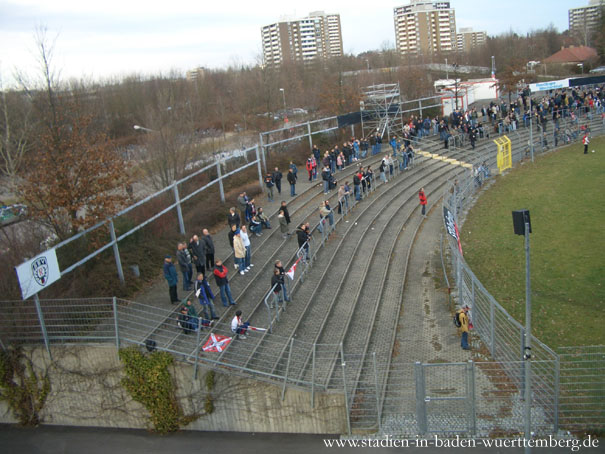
<box><xmin>0</xmin><ymin>75</ymin><xmax>33</xmax><ymax>187</ymax></box>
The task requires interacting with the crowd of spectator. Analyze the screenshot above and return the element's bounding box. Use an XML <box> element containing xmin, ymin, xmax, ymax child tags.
<box><xmin>163</xmin><ymin>83</ymin><xmax>604</xmax><ymax>340</ymax></box>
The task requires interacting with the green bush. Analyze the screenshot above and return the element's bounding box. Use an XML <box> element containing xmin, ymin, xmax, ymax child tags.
<box><xmin>119</xmin><ymin>347</ymin><xmax>197</xmax><ymax>433</ymax></box>
<box><xmin>0</xmin><ymin>348</ymin><xmax>50</xmax><ymax>426</ymax></box>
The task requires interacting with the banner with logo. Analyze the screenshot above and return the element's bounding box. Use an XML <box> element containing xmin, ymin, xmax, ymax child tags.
<box><xmin>15</xmin><ymin>249</ymin><xmax>61</xmax><ymax>300</ymax></box>
<box><xmin>443</xmin><ymin>206</ymin><xmax>463</xmax><ymax>255</ymax></box>
<box><xmin>529</xmin><ymin>78</ymin><xmax>569</xmax><ymax>93</ymax></box>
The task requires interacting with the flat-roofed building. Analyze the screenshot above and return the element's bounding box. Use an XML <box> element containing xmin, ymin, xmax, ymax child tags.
<box><xmin>456</xmin><ymin>27</ymin><xmax>487</xmax><ymax>52</ymax></box>
<box><xmin>394</xmin><ymin>0</ymin><xmax>456</xmax><ymax>56</ymax></box>
<box><xmin>569</xmin><ymin>0</ymin><xmax>604</xmax><ymax>46</ymax></box>
<box><xmin>261</xmin><ymin>11</ymin><xmax>343</xmax><ymax>66</ymax></box>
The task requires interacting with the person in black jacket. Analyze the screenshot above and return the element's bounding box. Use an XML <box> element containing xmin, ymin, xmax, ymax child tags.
<box><xmin>275</xmin><ymin>260</ymin><xmax>290</xmax><ymax>302</ymax></box>
<box><xmin>296</xmin><ymin>223</ymin><xmax>310</xmax><ymax>262</ymax></box>
<box><xmin>272</xmin><ymin>167</ymin><xmax>282</xmax><ymax>194</ymax></box>
<box><xmin>228</xmin><ymin>224</ymin><xmax>237</xmax><ymax>260</ymax></box>
<box><xmin>287</xmin><ymin>168</ymin><xmax>297</xmax><ymax>197</ymax></box>
<box><xmin>201</xmin><ymin>229</ymin><xmax>215</xmax><ymax>270</ymax></box>
<box><xmin>280</xmin><ymin>201</ymin><xmax>291</xmax><ymax>225</ymax></box>
<box><xmin>270</xmin><ymin>268</ymin><xmax>283</xmax><ymax>308</ymax></box>
<box><xmin>227</xmin><ymin>207</ymin><xmax>240</xmax><ymax>229</ymax></box>
<box><xmin>189</xmin><ymin>234</ymin><xmax>206</xmax><ymax>274</ymax></box>
<box><xmin>264</xmin><ymin>173</ymin><xmax>274</xmax><ymax>202</ymax></box>
<box><xmin>321</xmin><ymin>166</ymin><xmax>331</xmax><ymax>194</ymax></box>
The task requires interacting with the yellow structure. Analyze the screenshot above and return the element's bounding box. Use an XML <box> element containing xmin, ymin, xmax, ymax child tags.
<box><xmin>494</xmin><ymin>136</ymin><xmax>512</xmax><ymax>172</ymax></box>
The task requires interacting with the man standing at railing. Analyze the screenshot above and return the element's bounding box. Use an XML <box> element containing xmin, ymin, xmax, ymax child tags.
<box><xmin>195</xmin><ymin>273</ymin><xmax>218</xmax><ymax>320</ymax></box>
<box><xmin>177</xmin><ymin>242</ymin><xmax>193</xmax><ymax>291</ymax></box>
<box><xmin>272</xmin><ymin>167</ymin><xmax>283</xmax><ymax>195</ymax></box>
<box><xmin>274</xmin><ymin>260</ymin><xmax>290</xmax><ymax>302</ymax></box>
<box><xmin>163</xmin><ymin>255</ymin><xmax>179</xmax><ymax>304</ymax></box>
<box><xmin>456</xmin><ymin>306</ymin><xmax>471</xmax><ymax>350</ymax></box>
<box><xmin>202</xmin><ymin>229</ymin><xmax>215</xmax><ymax>270</ymax></box>
<box><xmin>321</xmin><ymin>165</ymin><xmax>331</xmax><ymax>194</ymax></box>
<box><xmin>214</xmin><ymin>260</ymin><xmax>236</xmax><ymax>307</ymax></box>
<box><xmin>270</xmin><ymin>268</ymin><xmax>284</xmax><ymax>309</ymax></box>
<box><xmin>296</xmin><ymin>223</ymin><xmax>310</xmax><ymax>263</ymax></box>
<box><xmin>264</xmin><ymin>173</ymin><xmax>274</xmax><ymax>202</ymax></box>
<box><xmin>287</xmin><ymin>168</ymin><xmax>297</xmax><ymax>197</ymax></box>
<box><xmin>189</xmin><ymin>234</ymin><xmax>206</xmax><ymax>275</ymax></box>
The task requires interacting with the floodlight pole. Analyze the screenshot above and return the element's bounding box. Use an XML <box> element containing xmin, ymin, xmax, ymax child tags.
<box><xmin>523</xmin><ymin>219</ymin><xmax>532</xmax><ymax>454</ymax></box>
<box><xmin>513</xmin><ymin>210</ymin><xmax>532</xmax><ymax>454</ymax></box>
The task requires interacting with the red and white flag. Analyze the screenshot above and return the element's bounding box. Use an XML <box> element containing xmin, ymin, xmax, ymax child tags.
<box><xmin>286</xmin><ymin>257</ymin><xmax>301</xmax><ymax>280</ymax></box>
<box><xmin>248</xmin><ymin>326</ymin><xmax>267</xmax><ymax>332</ymax></box>
<box><xmin>202</xmin><ymin>333</ymin><xmax>232</xmax><ymax>352</ymax></box>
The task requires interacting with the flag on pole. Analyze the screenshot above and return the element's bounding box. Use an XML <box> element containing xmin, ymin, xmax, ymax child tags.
<box><xmin>202</xmin><ymin>333</ymin><xmax>232</xmax><ymax>352</ymax></box>
<box><xmin>286</xmin><ymin>257</ymin><xmax>301</xmax><ymax>280</ymax></box>
<box><xmin>248</xmin><ymin>326</ymin><xmax>267</xmax><ymax>332</ymax></box>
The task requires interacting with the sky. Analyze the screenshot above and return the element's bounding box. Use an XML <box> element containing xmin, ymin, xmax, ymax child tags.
<box><xmin>0</xmin><ymin>0</ymin><xmax>591</xmax><ymax>85</ymax></box>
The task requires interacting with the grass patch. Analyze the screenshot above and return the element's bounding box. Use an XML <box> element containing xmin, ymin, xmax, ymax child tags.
<box><xmin>461</xmin><ymin>137</ymin><xmax>605</xmax><ymax>348</ymax></box>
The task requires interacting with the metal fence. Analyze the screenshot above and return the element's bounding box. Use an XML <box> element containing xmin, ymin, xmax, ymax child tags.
<box><xmin>440</xmin><ymin>107</ymin><xmax>605</xmax><ymax>435</ymax></box>
<box><xmin>2</xmin><ymin>98</ymin><xmax>604</xmax><ymax>436</ymax></box>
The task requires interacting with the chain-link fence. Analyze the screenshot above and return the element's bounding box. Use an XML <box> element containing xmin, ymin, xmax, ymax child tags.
<box><xmin>1</xmin><ymin>102</ymin><xmax>603</xmax><ymax>436</ymax></box>
<box><xmin>440</xmin><ymin>107</ymin><xmax>605</xmax><ymax>435</ymax></box>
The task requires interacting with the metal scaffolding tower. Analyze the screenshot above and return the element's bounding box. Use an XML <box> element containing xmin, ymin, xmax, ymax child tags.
<box><xmin>360</xmin><ymin>83</ymin><xmax>402</xmax><ymax>139</ymax></box>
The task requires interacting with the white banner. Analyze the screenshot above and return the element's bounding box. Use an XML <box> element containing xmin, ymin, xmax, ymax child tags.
<box><xmin>529</xmin><ymin>79</ymin><xmax>569</xmax><ymax>93</ymax></box>
<box><xmin>15</xmin><ymin>249</ymin><xmax>61</xmax><ymax>300</ymax></box>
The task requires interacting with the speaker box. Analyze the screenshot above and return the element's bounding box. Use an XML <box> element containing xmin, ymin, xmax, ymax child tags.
<box><xmin>512</xmin><ymin>209</ymin><xmax>531</xmax><ymax>235</ymax></box>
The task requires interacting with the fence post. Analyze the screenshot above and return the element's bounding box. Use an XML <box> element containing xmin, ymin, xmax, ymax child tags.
<box><xmin>172</xmin><ymin>181</ymin><xmax>186</xmax><ymax>235</ymax></box>
<box><xmin>109</xmin><ymin>220</ymin><xmax>125</xmax><ymax>284</ymax></box>
<box><xmin>471</xmin><ymin>276</ymin><xmax>475</xmax><ymax>309</ymax></box>
<box><xmin>33</xmin><ymin>294</ymin><xmax>52</xmax><ymax>359</ymax></box>
<box><xmin>264</xmin><ymin>293</ymin><xmax>273</xmax><ymax>334</ymax></box>
<box><xmin>281</xmin><ymin>338</ymin><xmax>294</xmax><ymax>401</ymax></box>
<box><xmin>273</xmin><ymin>292</ymin><xmax>280</xmax><ymax>320</ymax></box>
<box><xmin>520</xmin><ymin>327</ymin><xmax>526</xmax><ymax>396</ymax></box>
<box><xmin>311</xmin><ymin>343</ymin><xmax>316</xmax><ymax>408</ymax></box>
<box><xmin>414</xmin><ymin>361</ymin><xmax>427</xmax><ymax>435</ymax></box>
<box><xmin>193</xmin><ymin>317</ymin><xmax>202</xmax><ymax>380</ymax></box>
<box><xmin>259</xmin><ymin>133</ymin><xmax>267</xmax><ymax>174</ymax></box>
<box><xmin>372</xmin><ymin>352</ymin><xmax>382</xmax><ymax>432</ymax></box>
<box><xmin>307</xmin><ymin>121</ymin><xmax>313</xmax><ymax>151</ymax></box>
<box><xmin>340</xmin><ymin>344</ymin><xmax>352</xmax><ymax>436</ymax></box>
<box><xmin>112</xmin><ymin>297</ymin><xmax>120</xmax><ymax>351</ymax></box>
<box><xmin>554</xmin><ymin>355</ymin><xmax>560</xmax><ymax>433</ymax></box>
<box><xmin>255</xmin><ymin>145</ymin><xmax>264</xmax><ymax>190</ymax></box>
<box><xmin>457</xmin><ymin>254</ymin><xmax>462</xmax><ymax>303</ymax></box>
<box><xmin>216</xmin><ymin>159</ymin><xmax>226</xmax><ymax>203</ymax></box>
<box><xmin>490</xmin><ymin>299</ymin><xmax>496</xmax><ymax>357</ymax></box>
<box><xmin>418</xmin><ymin>99</ymin><xmax>423</xmax><ymax>119</ymax></box>
<box><xmin>467</xmin><ymin>360</ymin><xmax>477</xmax><ymax>436</ymax></box>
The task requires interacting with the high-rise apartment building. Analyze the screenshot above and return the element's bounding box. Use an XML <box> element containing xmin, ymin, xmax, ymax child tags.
<box><xmin>394</xmin><ymin>0</ymin><xmax>456</xmax><ymax>56</ymax></box>
<box><xmin>456</xmin><ymin>27</ymin><xmax>487</xmax><ymax>52</ymax></box>
<box><xmin>261</xmin><ymin>11</ymin><xmax>343</xmax><ymax>66</ymax></box>
<box><xmin>569</xmin><ymin>0</ymin><xmax>604</xmax><ymax>46</ymax></box>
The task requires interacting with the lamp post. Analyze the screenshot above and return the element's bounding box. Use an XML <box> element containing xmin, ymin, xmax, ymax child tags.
<box><xmin>512</xmin><ymin>209</ymin><xmax>533</xmax><ymax>454</ymax></box>
<box><xmin>491</xmin><ymin>55</ymin><xmax>496</xmax><ymax>78</ymax></box>
<box><xmin>133</xmin><ymin>125</ymin><xmax>156</xmax><ymax>133</ymax></box>
<box><xmin>445</xmin><ymin>58</ymin><xmax>448</xmax><ymax>79</ymax></box>
<box><xmin>453</xmin><ymin>63</ymin><xmax>459</xmax><ymax>110</ymax></box>
<box><xmin>279</xmin><ymin>88</ymin><xmax>286</xmax><ymax>111</ymax></box>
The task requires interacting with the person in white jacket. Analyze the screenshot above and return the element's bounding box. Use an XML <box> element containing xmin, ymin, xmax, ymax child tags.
<box><xmin>240</xmin><ymin>225</ymin><xmax>254</xmax><ymax>272</ymax></box>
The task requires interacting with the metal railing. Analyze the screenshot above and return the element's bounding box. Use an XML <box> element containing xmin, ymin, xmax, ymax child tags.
<box><xmin>439</xmin><ymin>110</ymin><xmax>605</xmax><ymax>435</ymax></box>
<box><xmin>2</xmin><ymin>105</ymin><xmax>604</xmax><ymax>436</ymax></box>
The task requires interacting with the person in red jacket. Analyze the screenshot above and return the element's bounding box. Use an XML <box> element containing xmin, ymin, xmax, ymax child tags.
<box><xmin>419</xmin><ymin>187</ymin><xmax>428</xmax><ymax>216</ymax></box>
<box><xmin>306</xmin><ymin>157</ymin><xmax>315</xmax><ymax>182</ymax></box>
<box><xmin>583</xmin><ymin>133</ymin><xmax>590</xmax><ymax>154</ymax></box>
<box><xmin>213</xmin><ymin>260</ymin><xmax>236</xmax><ymax>307</ymax></box>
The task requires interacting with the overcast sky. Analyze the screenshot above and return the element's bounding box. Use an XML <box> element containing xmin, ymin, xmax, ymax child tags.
<box><xmin>0</xmin><ymin>0</ymin><xmax>590</xmax><ymax>85</ymax></box>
